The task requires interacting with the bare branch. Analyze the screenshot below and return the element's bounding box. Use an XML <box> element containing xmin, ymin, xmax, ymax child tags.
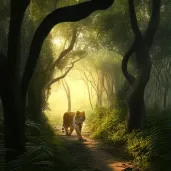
<box><xmin>47</xmin><ymin>65</ymin><xmax>74</xmax><ymax>88</ymax></box>
<box><xmin>47</xmin><ymin>57</ymin><xmax>83</xmax><ymax>88</ymax></box>
<box><xmin>83</xmin><ymin>71</ymin><xmax>97</xmax><ymax>91</ymax></box>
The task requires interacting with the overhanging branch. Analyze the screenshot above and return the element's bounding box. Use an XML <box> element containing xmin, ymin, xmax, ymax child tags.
<box><xmin>47</xmin><ymin>65</ymin><xmax>73</xmax><ymax>88</ymax></box>
<box><xmin>47</xmin><ymin>57</ymin><xmax>83</xmax><ymax>88</ymax></box>
<box><xmin>21</xmin><ymin>0</ymin><xmax>114</xmax><ymax>97</ymax></box>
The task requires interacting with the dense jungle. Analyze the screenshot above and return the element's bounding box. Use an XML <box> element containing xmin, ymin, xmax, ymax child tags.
<box><xmin>0</xmin><ymin>0</ymin><xmax>170</xmax><ymax>171</ymax></box>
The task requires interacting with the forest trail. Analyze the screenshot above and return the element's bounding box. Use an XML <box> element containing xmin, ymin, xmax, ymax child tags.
<box><xmin>56</xmin><ymin>129</ymin><xmax>136</xmax><ymax>171</ymax></box>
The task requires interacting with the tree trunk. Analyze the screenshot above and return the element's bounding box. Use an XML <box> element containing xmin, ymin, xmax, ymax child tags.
<box><xmin>62</xmin><ymin>80</ymin><xmax>71</xmax><ymax>112</ymax></box>
<box><xmin>1</xmin><ymin>85</ymin><xmax>25</xmax><ymax>162</ymax></box>
<box><xmin>96</xmin><ymin>72</ymin><xmax>104</xmax><ymax>107</ymax></box>
<box><xmin>127</xmin><ymin>59</ymin><xmax>151</xmax><ymax>132</ymax></box>
<box><xmin>27</xmin><ymin>77</ymin><xmax>43</xmax><ymax>123</ymax></box>
<box><xmin>84</xmin><ymin>78</ymin><xmax>93</xmax><ymax>110</ymax></box>
<box><xmin>122</xmin><ymin>0</ymin><xmax>160</xmax><ymax>132</ymax></box>
<box><xmin>163</xmin><ymin>88</ymin><xmax>167</xmax><ymax>109</ymax></box>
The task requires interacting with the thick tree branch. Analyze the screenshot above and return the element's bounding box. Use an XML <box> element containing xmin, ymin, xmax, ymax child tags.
<box><xmin>51</xmin><ymin>27</ymin><xmax>78</xmax><ymax>70</ymax></box>
<box><xmin>21</xmin><ymin>0</ymin><xmax>114</xmax><ymax>97</ymax></box>
<box><xmin>128</xmin><ymin>0</ymin><xmax>142</xmax><ymax>38</ymax></box>
<box><xmin>145</xmin><ymin>0</ymin><xmax>161</xmax><ymax>49</ymax></box>
<box><xmin>122</xmin><ymin>42</ymin><xmax>136</xmax><ymax>85</ymax></box>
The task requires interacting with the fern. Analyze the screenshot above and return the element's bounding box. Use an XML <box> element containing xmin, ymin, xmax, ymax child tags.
<box><xmin>0</xmin><ymin>114</ymin><xmax>73</xmax><ymax>171</ymax></box>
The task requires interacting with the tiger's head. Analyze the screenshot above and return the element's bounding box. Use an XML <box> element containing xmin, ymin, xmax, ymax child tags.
<box><xmin>75</xmin><ymin>111</ymin><xmax>85</xmax><ymax>124</ymax></box>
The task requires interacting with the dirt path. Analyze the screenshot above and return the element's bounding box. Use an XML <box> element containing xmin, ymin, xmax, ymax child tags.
<box><xmin>57</xmin><ymin>130</ymin><xmax>135</xmax><ymax>171</ymax></box>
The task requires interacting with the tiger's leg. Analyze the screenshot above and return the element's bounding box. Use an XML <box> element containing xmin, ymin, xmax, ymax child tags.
<box><xmin>79</xmin><ymin>123</ymin><xmax>83</xmax><ymax>132</ymax></box>
<box><xmin>75</xmin><ymin>125</ymin><xmax>86</xmax><ymax>141</ymax></box>
<box><xmin>68</xmin><ymin>127</ymin><xmax>74</xmax><ymax>136</ymax></box>
<box><xmin>64</xmin><ymin>126</ymin><xmax>69</xmax><ymax>136</ymax></box>
<box><xmin>75</xmin><ymin>127</ymin><xmax>82</xmax><ymax>140</ymax></box>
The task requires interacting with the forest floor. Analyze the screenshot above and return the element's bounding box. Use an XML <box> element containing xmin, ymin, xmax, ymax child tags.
<box><xmin>56</xmin><ymin>129</ymin><xmax>138</xmax><ymax>171</ymax></box>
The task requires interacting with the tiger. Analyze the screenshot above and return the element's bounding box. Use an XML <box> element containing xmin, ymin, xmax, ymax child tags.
<box><xmin>62</xmin><ymin>111</ymin><xmax>86</xmax><ymax>141</ymax></box>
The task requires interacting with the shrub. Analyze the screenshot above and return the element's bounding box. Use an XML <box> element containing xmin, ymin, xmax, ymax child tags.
<box><xmin>87</xmin><ymin>102</ymin><xmax>171</xmax><ymax>171</ymax></box>
<box><xmin>0</xmin><ymin>113</ymin><xmax>77</xmax><ymax>171</ymax></box>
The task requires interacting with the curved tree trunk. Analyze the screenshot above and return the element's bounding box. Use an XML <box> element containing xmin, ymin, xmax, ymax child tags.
<box><xmin>0</xmin><ymin>0</ymin><xmax>30</xmax><ymax>162</ymax></box>
<box><xmin>128</xmin><ymin>58</ymin><xmax>151</xmax><ymax>131</ymax></box>
<box><xmin>122</xmin><ymin>0</ymin><xmax>160</xmax><ymax>132</ymax></box>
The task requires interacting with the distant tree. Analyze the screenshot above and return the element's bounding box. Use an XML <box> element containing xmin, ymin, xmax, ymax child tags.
<box><xmin>144</xmin><ymin>0</ymin><xmax>171</xmax><ymax>109</ymax></box>
<box><xmin>62</xmin><ymin>79</ymin><xmax>71</xmax><ymax>112</ymax></box>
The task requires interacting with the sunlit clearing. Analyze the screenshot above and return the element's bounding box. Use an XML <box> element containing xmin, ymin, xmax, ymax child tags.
<box><xmin>45</xmin><ymin>69</ymin><xmax>96</xmax><ymax>129</ymax></box>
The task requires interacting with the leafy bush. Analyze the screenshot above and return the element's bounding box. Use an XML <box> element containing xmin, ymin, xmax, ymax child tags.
<box><xmin>87</xmin><ymin>103</ymin><xmax>171</xmax><ymax>171</ymax></box>
<box><xmin>127</xmin><ymin>131</ymin><xmax>152</xmax><ymax>170</ymax></box>
<box><xmin>146</xmin><ymin>108</ymin><xmax>171</xmax><ymax>171</ymax></box>
<box><xmin>88</xmin><ymin>106</ymin><xmax>127</xmax><ymax>147</ymax></box>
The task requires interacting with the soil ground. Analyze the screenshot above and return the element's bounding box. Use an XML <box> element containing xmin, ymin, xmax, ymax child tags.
<box><xmin>56</xmin><ymin>129</ymin><xmax>137</xmax><ymax>171</ymax></box>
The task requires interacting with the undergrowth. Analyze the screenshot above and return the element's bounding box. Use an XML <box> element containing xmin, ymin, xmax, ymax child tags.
<box><xmin>0</xmin><ymin>112</ymin><xmax>79</xmax><ymax>171</ymax></box>
<box><xmin>88</xmin><ymin>101</ymin><xmax>171</xmax><ymax>171</ymax></box>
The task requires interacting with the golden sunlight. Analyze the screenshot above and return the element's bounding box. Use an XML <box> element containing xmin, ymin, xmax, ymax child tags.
<box><xmin>45</xmin><ymin>69</ymin><xmax>96</xmax><ymax>126</ymax></box>
<box><xmin>52</xmin><ymin>38</ymin><xmax>64</xmax><ymax>46</ymax></box>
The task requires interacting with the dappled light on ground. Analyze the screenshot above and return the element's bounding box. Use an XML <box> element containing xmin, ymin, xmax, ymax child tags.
<box><xmin>56</xmin><ymin>129</ymin><xmax>136</xmax><ymax>171</ymax></box>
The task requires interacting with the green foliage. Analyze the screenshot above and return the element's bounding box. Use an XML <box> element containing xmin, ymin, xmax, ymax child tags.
<box><xmin>127</xmin><ymin>131</ymin><xmax>152</xmax><ymax>170</ymax></box>
<box><xmin>127</xmin><ymin>108</ymin><xmax>171</xmax><ymax>171</ymax></box>
<box><xmin>146</xmin><ymin>108</ymin><xmax>171</xmax><ymax>171</ymax></box>
<box><xmin>88</xmin><ymin>100</ymin><xmax>171</xmax><ymax>171</ymax></box>
<box><xmin>88</xmin><ymin>106</ymin><xmax>127</xmax><ymax>146</ymax></box>
<box><xmin>0</xmin><ymin>112</ymin><xmax>78</xmax><ymax>171</ymax></box>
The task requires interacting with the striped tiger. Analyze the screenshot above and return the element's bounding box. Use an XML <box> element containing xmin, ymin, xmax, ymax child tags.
<box><xmin>62</xmin><ymin>111</ymin><xmax>86</xmax><ymax>141</ymax></box>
